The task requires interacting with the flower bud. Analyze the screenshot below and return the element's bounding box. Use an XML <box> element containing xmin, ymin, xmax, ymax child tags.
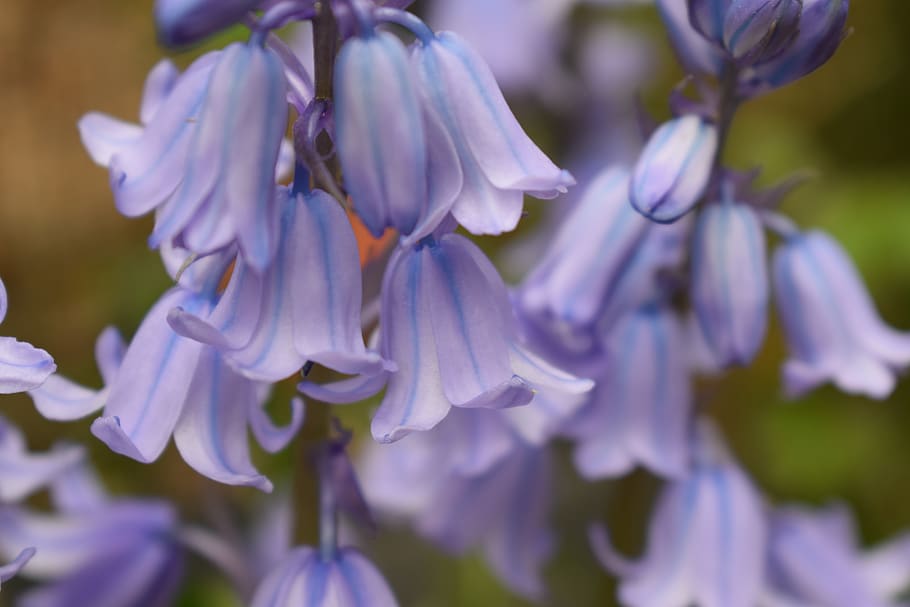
<box><xmin>723</xmin><ymin>0</ymin><xmax>802</xmax><ymax>65</ymax></box>
<box><xmin>155</xmin><ymin>0</ymin><xmax>260</xmax><ymax>47</ymax></box>
<box><xmin>630</xmin><ymin>115</ymin><xmax>718</xmax><ymax>224</ymax></box>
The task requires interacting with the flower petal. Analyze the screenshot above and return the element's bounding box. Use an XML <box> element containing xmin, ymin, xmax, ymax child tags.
<box><xmin>0</xmin><ymin>337</ymin><xmax>56</xmax><ymax>394</ymax></box>
<box><xmin>78</xmin><ymin>113</ymin><xmax>144</xmax><ymax>168</ymax></box>
<box><xmin>250</xmin><ymin>396</ymin><xmax>305</xmax><ymax>454</ymax></box>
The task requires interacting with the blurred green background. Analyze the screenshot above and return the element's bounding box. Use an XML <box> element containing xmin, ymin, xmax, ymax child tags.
<box><xmin>0</xmin><ymin>1</ymin><xmax>909</xmax><ymax>605</ymax></box>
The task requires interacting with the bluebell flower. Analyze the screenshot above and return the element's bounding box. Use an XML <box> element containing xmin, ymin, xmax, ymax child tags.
<box><xmin>566</xmin><ymin>303</ymin><xmax>692</xmax><ymax>480</ymax></box>
<box><xmin>751</xmin><ymin>0</ymin><xmax>850</xmax><ymax>89</ymax></box>
<box><xmin>691</xmin><ymin>199</ymin><xmax>769</xmax><ymax>366</ymax></box>
<box><xmin>150</xmin><ymin>42</ymin><xmax>288</xmax><ymax>270</ymax></box>
<box><xmin>656</xmin><ymin>0</ymin><xmax>726</xmax><ymax>76</ymax></box>
<box><xmin>0</xmin><ymin>415</ymin><xmax>84</xmax><ymax>504</ymax></box>
<box><xmin>722</xmin><ymin>0</ymin><xmax>802</xmax><ymax>66</ymax></box>
<box><xmin>765</xmin><ymin>505</ymin><xmax>910</xmax><ymax>606</ymax></box>
<box><xmin>155</xmin><ymin>0</ymin><xmax>262</xmax><ymax>47</ymax></box>
<box><xmin>334</xmin><ymin>31</ymin><xmax>435</xmax><ymax>240</ymax></box>
<box><xmin>630</xmin><ymin>115</ymin><xmax>718</xmax><ymax>224</ymax></box>
<box><xmin>167</xmin><ymin>188</ymin><xmax>388</xmax><ymax>381</ymax></box>
<box><xmin>412</xmin><ymin>31</ymin><xmax>574</xmax><ymax>235</ymax></box>
<box><xmin>250</xmin><ymin>546</ymin><xmax>398</xmax><ymax>607</ymax></box>
<box><xmin>0</xmin><ymin>277</ymin><xmax>55</xmax><ymax>393</ymax></box>
<box><xmin>0</xmin><ymin>466</ymin><xmax>185</xmax><ymax>607</ymax></box>
<box><xmin>591</xmin><ymin>421</ymin><xmax>766</xmax><ymax>607</ymax></box>
<box><xmin>773</xmin><ymin>230</ymin><xmax>910</xmax><ymax>399</ymax></box>
<box><xmin>30</xmin><ymin>295</ymin><xmax>303</xmax><ymax>488</ymax></box>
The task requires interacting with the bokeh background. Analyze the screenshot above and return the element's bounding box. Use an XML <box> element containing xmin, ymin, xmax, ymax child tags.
<box><xmin>1</xmin><ymin>0</ymin><xmax>909</xmax><ymax>605</ymax></box>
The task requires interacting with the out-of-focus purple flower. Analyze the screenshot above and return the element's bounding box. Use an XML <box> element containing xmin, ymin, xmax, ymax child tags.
<box><xmin>168</xmin><ymin>188</ymin><xmax>387</xmax><ymax>381</ymax></box>
<box><xmin>630</xmin><ymin>115</ymin><xmax>718</xmax><ymax>224</ymax></box>
<box><xmin>155</xmin><ymin>0</ymin><xmax>260</xmax><ymax>47</ymax></box>
<box><xmin>519</xmin><ymin>167</ymin><xmax>650</xmax><ymax>329</ymax></box>
<box><xmin>250</xmin><ymin>546</ymin><xmax>398</xmax><ymax>607</ymax></box>
<box><xmin>566</xmin><ymin>303</ymin><xmax>692</xmax><ymax>480</ymax></box>
<box><xmin>765</xmin><ymin>505</ymin><xmax>910</xmax><ymax>606</ymax></box>
<box><xmin>412</xmin><ymin>31</ymin><xmax>574</xmax><ymax>236</ymax></box>
<box><xmin>691</xmin><ymin>200</ymin><xmax>769</xmax><ymax>366</ymax></box>
<box><xmin>751</xmin><ymin>0</ymin><xmax>849</xmax><ymax>89</ymax></box>
<box><xmin>361</xmin><ymin>233</ymin><xmax>592</xmax><ymax>442</ymax></box>
<box><xmin>656</xmin><ymin>0</ymin><xmax>726</xmax><ymax>76</ymax></box>
<box><xmin>0</xmin><ymin>547</ymin><xmax>35</xmax><ymax>590</ymax></box>
<box><xmin>150</xmin><ymin>42</ymin><xmax>288</xmax><ymax>270</ymax></box>
<box><xmin>0</xmin><ymin>467</ymin><xmax>184</xmax><ymax>607</ymax></box>
<box><xmin>334</xmin><ymin>31</ymin><xmax>432</xmax><ymax>240</ymax></box>
<box><xmin>773</xmin><ymin>230</ymin><xmax>910</xmax><ymax>399</ymax></box>
<box><xmin>30</xmin><ymin>295</ymin><xmax>303</xmax><ymax>489</ymax></box>
<box><xmin>0</xmin><ymin>415</ymin><xmax>84</xmax><ymax>504</ymax></box>
<box><xmin>0</xmin><ymin>277</ymin><xmax>55</xmax><ymax>393</ymax></box>
<box><xmin>723</xmin><ymin>0</ymin><xmax>802</xmax><ymax>66</ymax></box>
<box><xmin>591</xmin><ymin>421</ymin><xmax>766</xmax><ymax>607</ymax></box>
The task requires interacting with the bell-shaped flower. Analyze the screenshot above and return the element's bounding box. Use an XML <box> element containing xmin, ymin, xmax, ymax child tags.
<box><xmin>0</xmin><ymin>415</ymin><xmax>84</xmax><ymax>503</ymax></box>
<box><xmin>167</xmin><ymin>188</ymin><xmax>387</xmax><ymax>382</ymax></box>
<box><xmin>723</xmin><ymin>0</ymin><xmax>802</xmax><ymax>66</ymax></box>
<box><xmin>0</xmin><ymin>466</ymin><xmax>185</xmax><ymax>607</ymax></box>
<box><xmin>691</xmin><ymin>199</ymin><xmax>769</xmax><ymax>366</ymax></box>
<box><xmin>155</xmin><ymin>0</ymin><xmax>261</xmax><ymax>47</ymax></box>
<box><xmin>251</xmin><ymin>546</ymin><xmax>398</xmax><ymax>607</ymax></box>
<box><xmin>519</xmin><ymin>166</ymin><xmax>650</xmax><ymax>329</ymax></box>
<box><xmin>366</xmin><ymin>233</ymin><xmax>592</xmax><ymax>442</ymax></box>
<box><xmin>630</xmin><ymin>115</ymin><xmax>718</xmax><ymax>224</ymax></box>
<box><xmin>30</xmin><ymin>290</ymin><xmax>303</xmax><ymax>488</ymax></box>
<box><xmin>0</xmin><ymin>277</ymin><xmax>55</xmax><ymax>393</ymax></box>
<box><xmin>751</xmin><ymin>0</ymin><xmax>850</xmax><ymax>89</ymax></box>
<box><xmin>0</xmin><ymin>547</ymin><xmax>34</xmax><ymax>590</ymax></box>
<box><xmin>334</xmin><ymin>31</ymin><xmax>430</xmax><ymax>240</ymax></box>
<box><xmin>656</xmin><ymin>0</ymin><xmax>726</xmax><ymax>77</ymax></box>
<box><xmin>773</xmin><ymin>230</ymin><xmax>910</xmax><ymax>399</ymax></box>
<box><xmin>412</xmin><ymin>31</ymin><xmax>574</xmax><ymax>236</ymax></box>
<box><xmin>591</xmin><ymin>421</ymin><xmax>766</xmax><ymax>607</ymax></box>
<box><xmin>765</xmin><ymin>504</ymin><xmax>910</xmax><ymax>606</ymax></box>
<box><xmin>149</xmin><ymin>42</ymin><xmax>288</xmax><ymax>270</ymax></box>
<box><xmin>566</xmin><ymin>303</ymin><xmax>692</xmax><ymax>480</ymax></box>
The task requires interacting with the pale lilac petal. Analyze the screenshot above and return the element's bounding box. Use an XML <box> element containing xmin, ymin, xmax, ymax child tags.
<box><xmin>335</xmin><ymin>32</ymin><xmax>426</xmax><ymax>238</ymax></box>
<box><xmin>0</xmin><ymin>337</ymin><xmax>56</xmax><ymax>394</ymax></box>
<box><xmin>298</xmin><ymin>373</ymin><xmax>388</xmax><ymax>405</ymax></box>
<box><xmin>691</xmin><ymin>201</ymin><xmax>769</xmax><ymax>366</ymax></box>
<box><xmin>49</xmin><ymin>465</ymin><xmax>109</xmax><ymax>515</ymax></box>
<box><xmin>441</xmin><ymin>409</ymin><xmax>517</xmax><ymax>477</ymax></box>
<box><xmin>139</xmin><ymin>59</ymin><xmax>180</xmax><ymax>125</ymax></box>
<box><xmin>173</xmin><ymin>348</ymin><xmax>272</xmax><ymax>491</ymax></box>
<box><xmin>588</xmin><ymin>523</ymin><xmax>640</xmax><ymax>578</ymax></box>
<box><xmin>424</xmin><ymin>235</ymin><xmax>515</xmax><ymax>405</ymax></box>
<box><xmin>110</xmin><ymin>53</ymin><xmax>217</xmax><ymax>217</ymax></box>
<box><xmin>95</xmin><ymin>326</ymin><xmax>126</xmax><ymax>385</ymax></box>
<box><xmin>372</xmin><ymin>249</ymin><xmax>450</xmax><ymax>443</ymax></box>
<box><xmin>861</xmin><ymin>533</ymin><xmax>910</xmax><ymax>599</ymax></box>
<box><xmin>0</xmin><ymin>547</ymin><xmax>35</xmax><ymax>585</ymax></box>
<box><xmin>656</xmin><ymin>0</ymin><xmax>725</xmax><ymax>76</ymax></box>
<box><xmin>250</xmin><ymin>396</ymin><xmax>305</xmax><ymax>454</ymax></box>
<box><xmin>78</xmin><ymin>113</ymin><xmax>143</xmax><ymax>167</ymax></box>
<box><xmin>0</xmin><ymin>442</ymin><xmax>84</xmax><ymax>503</ymax></box>
<box><xmin>431</xmin><ymin>32</ymin><xmax>573</xmax><ymax>195</ymax></box>
<box><xmin>158</xmin><ymin>240</ymin><xmax>236</xmax><ymax>295</ymax></box>
<box><xmin>290</xmin><ymin>191</ymin><xmax>385</xmax><ymax>375</ymax></box>
<box><xmin>91</xmin><ymin>288</ymin><xmax>205</xmax><ymax>462</ymax></box>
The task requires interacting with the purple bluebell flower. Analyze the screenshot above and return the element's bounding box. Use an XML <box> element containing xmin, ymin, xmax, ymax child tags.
<box><xmin>773</xmin><ymin>230</ymin><xmax>910</xmax><ymax>399</ymax></box>
<box><xmin>519</xmin><ymin>167</ymin><xmax>650</xmax><ymax>329</ymax></box>
<box><xmin>0</xmin><ymin>415</ymin><xmax>84</xmax><ymax>503</ymax></box>
<box><xmin>334</xmin><ymin>31</ymin><xmax>433</xmax><ymax>240</ymax></box>
<box><xmin>630</xmin><ymin>115</ymin><xmax>718</xmax><ymax>224</ymax></box>
<box><xmin>751</xmin><ymin>0</ymin><xmax>849</xmax><ymax>89</ymax></box>
<box><xmin>0</xmin><ymin>467</ymin><xmax>185</xmax><ymax>607</ymax></box>
<box><xmin>691</xmin><ymin>199</ymin><xmax>769</xmax><ymax>366</ymax></box>
<box><xmin>0</xmin><ymin>547</ymin><xmax>35</xmax><ymax>590</ymax></box>
<box><xmin>250</xmin><ymin>545</ymin><xmax>398</xmax><ymax>607</ymax></box>
<box><xmin>155</xmin><ymin>0</ymin><xmax>261</xmax><ymax>47</ymax></box>
<box><xmin>765</xmin><ymin>505</ymin><xmax>910</xmax><ymax>606</ymax></box>
<box><xmin>566</xmin><ymin>303</ymin><xmax>692</xmax><ymax>480</ymax></box>
<box><xmin>591</xmin><ymin>421</ymin><xmax>766</xmax><ymax>607</ymax></box>
<box><xmin>412</xmin><ymin>31</ymin><xmax>574</xmax><ymax>236</ymax></box>
<box><xmin>656</xmin><ymin>0</ymin><xmax>726</xmax><ymax>76</ymax></box>
<box><xmin>365</xmin><ymin>233</ymin><xmax>593</xmax><ymax>442</ymax></box>
<box><xmin>150</xmin><ymin>42</ymin><xmax>288</xmax><ymax>270</ymax></box>
<box><xmin>167</xmin><ymin>188</ymin><xmax>387</xmax><ymax>381</ymax></box>
<box><xmin>0</xmin><ymin>277</ymin><xmax>55</xmax><ymax>393</ymax></box>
